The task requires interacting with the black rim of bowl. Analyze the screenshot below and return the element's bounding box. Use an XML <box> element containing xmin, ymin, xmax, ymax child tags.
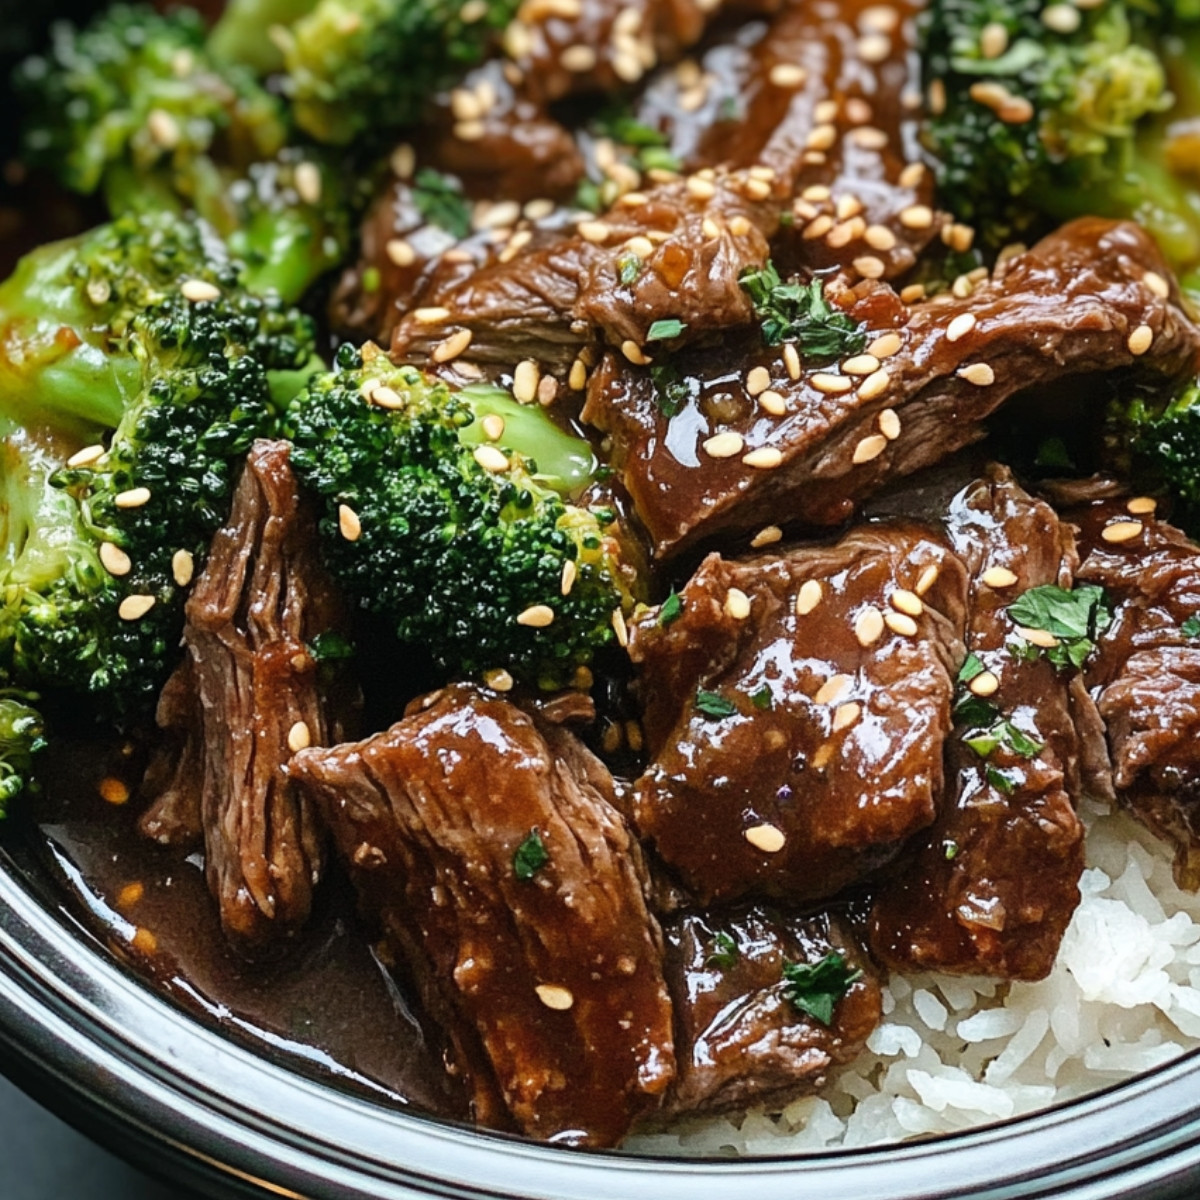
<box><xmin>2</xmin><ymin>839</ymin><xmax>1200</xmax><ymax>1199</ymax></box>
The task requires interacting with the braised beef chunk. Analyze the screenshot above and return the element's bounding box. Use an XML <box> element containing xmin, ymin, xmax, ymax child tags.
<box><xmin>629</xmin><ymin>523</ymin><xmax>968</xmax><ymax>904</ymax></box>
<box><xmin>141</xmin><ymin>441</ymin><xmax>353</xmax><ymax>954</ymax></box>
<box><xmin>1070</xmin><ymin>494</ymin><xmax>1200</xmax><ymax>889</ymax></box>
<box><xmin>870</xmin><ymin>468</ymin><xmax>1087</xmax><ymax>980</ymax></box>
<box><xmin>289</xmin><ymin>683</ymin><xmax>676</xmax><ymax>1146</ymax></box>
<box><xmin>663</xmin><ymin>906</ymin><xmax>881</xmax><ymax>1116</ymax></box>
<box><xmin>586</xmin><ymin>219</ymin><xmax>1199</xmax><ymax>558</ymax></box>
<box><xmin>138</xmin><ymin>656</ymin><xmax>203</xmax><ymax>847</ymax></box>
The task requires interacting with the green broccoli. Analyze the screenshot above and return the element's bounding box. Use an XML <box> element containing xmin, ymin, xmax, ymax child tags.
<box><xmin>207</xmin><ymin>0</ymin><xmax>322</xmax><ymax>74</ymax></box>
<box><xmin>923</xmin><ymin>0</ymin><xmax>1200</xmax><ymax>292</ymax></box>
<box><xmin>275</xmin><ymin>0</ymin><xmax>520</xmax><ymax>145</ymax></box>
<box><xmin>0</xmin><ymin>693</ymin><xmax>46</xmax><ymax>815</ymax></box>
<box><xmin>0</xmin><ymin>211</ymin><xmax>322</xmax><ymax>733</ymax></box>
<box><xmin>286</xmin><ymin>346</ymin><xmax>628</xmax><ymax>689</ymax></box>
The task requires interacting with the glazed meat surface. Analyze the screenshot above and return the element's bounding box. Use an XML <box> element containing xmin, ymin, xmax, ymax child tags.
<box><xmin>663</xmin><ymin>906</ymin><xmax>881</xmax><ymax>1116</ymax></box>
<box><xmin>139</xmin><ymin>441</ymin><xmax>352</xmax><ymax>954</ymax></box>
<box><xmin>629</xmin><ymin>522</ymin><xmax>968</xmax><ymax>904</ymax></box>
<box><xmin>289</xmin><ymin>683</ymin><xmax>676</xmax><ymax>1146</ymax></box>
<box><xmin>869</xmin><ymin>468</ymin><xmax>1088</xmax><ymax>980</ymax></box>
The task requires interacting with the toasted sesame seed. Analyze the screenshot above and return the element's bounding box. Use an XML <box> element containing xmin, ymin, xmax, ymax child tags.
<box><xmin>885</xmin><ymin>611</ymin><xmax>918</xmax><ymax>637</ymax></box>
<box><xmin>748</xmin><ymin>526</ymin><xmax>780</xmax><ymax>550</ymax></box>
<box><xmin>868</xmin><ymin>332</ymin><xmax>902</xmax><ymax>359</ymax></box>
<box><xmin>782</xmin><ymin>343</ymin><xmax>802</xmax><ymax>381</ymax></box>
<box><xmin>899</xmin><ymin>205</ymin><xmax>934</xmax><ymax>230</ymax></box>
<box><xmin>287</xmin><ymin>721</ymin><xmax>312</xmax><ymax>753</ymax></box>
<box><xmin>856</xmin><ymin>605</ymin><xmax>885</xmax><ymax>646</ymax></box>
<box><xmin>865</xmin><ymin>224</ymin><xmax>897</xmax><ymax>252</ymax></box>
<box><xmin>898</xmin><ymin>162</ymin><xmax>926</xmax><ymax>189</ymax></box>
<box><xmin>537</xmin><ymin>376</ymin><xmax>557</xmax><ymax>407</ymax></box>
<box><xmin>1127</xmin><ymin>324</ymin><xmax>1154</xmax><ymax>356</ymax></box>
<box><xmin>769</xmin><ymin>62</ymin><xmax>808</xmax><ymax>88</ymax></box>
<box><xmin>813</xmin><ymin>373</ymin><xmax>853</xmax><ymax>395</ymax></box>
<box><xmin>461</xmin><ymin>0</ymin><xmax>489</xmax><ymax>20</ymax></box>
<box><xmin>853</xmin><ymin>255</ymin><xmax>887</xmax><ymax>280</ymax></box>
<box><xmin>998</xmin><ymin>97</ymin><xmax>1034</xmax><ymax>123</ymax></box>
<box><xmin>474</xmin><ymin>444</ymin><xmax>510</xmax><ymax>473</ymax></box>
<box><xmin>118</xmin><ymin>594</ymin><xmax>156</xmax><ymax>621</ymax></box>
<box><xmin>414</xmin><ymin>307</ymin><xmax>452</xmax><ymax>325</ymax></box>
<box><xmin>724</xmin><ymin>587</ymin><xmax>752</xmax><ymax>620</ymax></box>
<box><xmin>980</xmin><ymin>20</ymin><xmax>1009</xmax><ymax>57</ymax></box>
<box><xmin>1143</xmin><ymin>271</ymin><xmax>1170</xmax><ymax>300</ymax></box>
<box><xmin>561</xmin><ymin>560</ymin><xmax>577</xmax><ymax>596</ymax></box>
<box><xmin>802</xmin><ymin>184</ymin><xmax>832</xmax><ymax>202</ymax></box>
<box><xmin>450</xmin><ymin>87</ymin><xmax>483</xmax><ymax>122</ymax></box>
<box><xmin>612</xmin><ymin>607</ymin><xmax>630</xmax><ymax>647</ymax></box>
<box><xmin>833</xmin><ymin>701</ymin><xmax>862</xmax><ymax>731</ymax></box>
<box><xmin>858</xmin><ymin>32</ymin><xmax>891</xmax><ymax>61</ymax></box>
<box><xmin>568</xmin><ymin>359</ymin><xmax>588</xmax><ymax>390</ymax></box>
<box><xmin>729</xmin><ymin>215</ymin><xmax>753</xmax><ymax>237</ymax></box>
<box><xmin>454</xmin><ymin>118</ymin><xmax>486</xmax><ymax>141</ymax></box>
<box><xmin>878</xmin><ymin>408</ymin><xmax>901</xmax><ymax>440</ymax></box>
<box><xmin>622</xmin><ymin>340</ymin><xmax>652</xmax><ymax>366</ymax></box>
<box><xmin>613</xmin><ymin>50</ymin><xmax>644</xmax><ymax>82</ymax></box>
<box><xmin>844</xmin><ymin>353</ymin><xmax>881</xmax><ymax>376</ymax></box>
<box><xmin>837</xmin><ymin>194</ymin><xmax>865</xmax><ymax>220</ymax></box>
<box><xmin>853</xmin><ymin>434</ymin><xmax>888</xmax><ymax>464</ymax></box>
<box><xmin>1101</xmin><ymin>520</ymin><xmax>1144</xmax><ymax>544</ymax></box>
<box><xmin>850</xmin><ymin>126</ymin><xmax>889</xmax><ymax>150</ymax></box>
<box><xmin>946</xmin><ymin>313</ymin><xmax>977</xmax><ymax>342</ymax></box>
<box><xmin>746</xmin><ymin>366</ymin><xmax>772</xmax><ymax>396</ymax></box>
<box><xmin>67</xmin><ymin>443</ymin><xmax>105</xmax><ymax>469</ymax></box>
<box><xmin>1017</xmin><ymin>625</ymin><xmax>1060</xmax><ymax>648</ymax></box>
<box><xmin>916</xmin><ymin>563</ymin><xmax>940</xmax><ymax>595</ymax></box>
<box><xmin>743</xmin><ymin>178</ymin><xmax>772</xmax><ymax>201</ymax></box>
<box><xmin>115</xmin><ymin>487</ymin><xmax>151</xmax><ymax>509</ymax></box>
<box><xmin>171</xmin><ymin>549</ymin><xmax>195</xmax><ymax>587</ymax></box>
<box><xmin>702</xmin><ymin>217</ymin><xmax>722</xmax><ymax>240</ymax></box>
<box><xmin>704</xmin><ymin>431</ymin><xmax>745</xmax><ymax>459</ymax></box>
<box><xmin>796</xmin><ymin>579</ymin><xmax>823</xmax><ymax>615</ymax></box>
<box><xmin>811</xmin><ymin>742</ymin><xmax>835</xmax><ymax>769</ymax></box>
<box><xmin>1127</xmin><ymin>496</ymin><xmax>1158</xmax><ymax>515</ymax></box>
<box><xmin>181</xmin><ymin>279</ymin><xmax>221</xmax><ymax>303</ymax></box>
<box><xmin>759</xmin><ymin>389</ymin><xmax>787</xmax><ymax>416</ymax></box>
<box><xmin>371</xmin><ymin>385</ymin><xmax>405</xmax><ymax>410</ymax></box>
<box><xmin>535</xmin><ymin>983</ymin><xmax>575</xmax><ymax>1010</ymax></box>
<box><xmin>949</xmin><ymin>223</ymin><xmax>976</xmax><ymax>253</ymax></box>
<box><xmin>624</xmin><ymin>235</ymin><xmax>655</xmax><ymax>260</ymax></box>
<box><xmin>524</xmin><ymin>198</ymin><xmax>555</xmax><ymax>221</ymax></box>
<box><xmin>928</xmin><ymin>78</ymin><xmax>947</xmax><ymax>115</ymax></box>
<box><xmin>957</xmin><ymin>363</ymin><xmax>995</xmax><ymax>386</ymax></box>
<box><xmin>900</xmin><ymin>283</ymin><xmax>927</xmax><ymax>304</ymax></box>
<box><xmin>969</xmin><ymin>670</ymin><xmax>1000</xmax><ymax>697</ymax></box>
<box><xmin>951</xmin><ymin>274</ymin><xmax>976</xmax><ymax>299</ymax></box>
<box><xmin>294</xmin><ymin>161</ymin><xmax>322</xmax><ymax>205</ymax></box>
<box><xmin>390</xmin><ymin>143</ymin><xmax>416</xmax><ymax>179</ymax></box>
<box><xmin>517</xmin><ymin>604</ymin><xmax>555</xmax><ymax>627</ymax></box>
<box><xmin>854</xmin><ymin>370</ymin><xmax>891</xmax><ymax>405</ymax></box>
<box><xmin>743</xmin><ymin>447</ymin><xmax>784</xmax><ymax>469</ymax></box>
<box><xmin>385</xmin><ymin>238</ymin><xmax>416</xmax><ymax>268</ymax></box>
<box><xmin>815</xmin><ymin>673</ymin><xmax>852</xmax><ymax>705</ymax></box>
<box><xmin>478</xmin><ymin>414</ymin><xmax>505</xmax><ymax>443</ymax></box>
<box><xmin>803</xmin><ymin>214</ymin><xmax>835</xmax><ymax>240</ymax></box>
<box><xmin>147</xmin><ymin>108</ymin><xmax>180</xmax><ymax>149</ymax></box>
<box><xmin>744</xmin><ymin>823</ymin><xmax>787</xmax><ymax>853</ymax></box>
<box><xmin>826</xmin><ymin>217</ymin><xmax>866</xmax><ymax>249</ymax></box>
<box><xmin>432</xmin><ymin>328</ymin><xmax>473</xmax><ymax>363</ymax></box>
<box><xmin>891</xmin><ymin>589</ymin><xmax>923</xmax><ymax>617</ymax></box>
<box><xmin>806</xmin><ymin>124</ymin><xmax>838</xmax><ymax>152</ymax></box>
<box><xmin>338</xmin><ymin>504</ymin><xmax>363</xmax><ymax>541</ymax></box>
<box><xmin>1042</xmin><ymin>2</ymin><xmax>1081</xmax><ymax>31</ymax></box>
<box><xmin>578</xmin><ymin>220</ymin><xmax>612</xmax><ymax>244</ymax></box>
<box><xmin>99</xmin><ymin>542</ymin><xmax>132</xmax><ymax>577</ymax></box>
<box><xmin>982</xmin><ymin>565</ymin><xmax>1019</xmax><ymax>588</ymax></box>
<box><xmin>512</xmin><ymin>359</ymin><xmax>542</xmax><ymax>404</ymax></box>
<box><xmin>484</xmin><ymin>667</ymin><xmax>515</xmax><ymax>692</ymax></box>
<box><xmin>498</xmin><ymin>229</ymin><xmax>532</xmax><ymax>263</ymax></box>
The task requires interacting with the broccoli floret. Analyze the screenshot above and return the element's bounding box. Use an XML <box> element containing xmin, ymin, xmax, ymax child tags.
<box><xmin>0</xmin><ymin>211</ymin><xmax>322</xmax><ymax>717</ymax></box>
<box><xmin>207</xmin><ymin>0</ymin><xmax>321</xmax><ymax>74</ymax></box>
<box><xmin>923</xmin><ymin>0</ymin><xmax>1200</xmax><ymax>283</ymax></box>
<box><xmin>287</xmin><ymin>346</ymin><xmax>628</xmax><ymax>689</ymax></box>
<box><xmin>276</xmin><ymin>0</ymin><xmax>520</xmax><ymax>145</ymax></box>
<box><xmin>0</xmin><ymin>692</ymin><xmax>46</xmax><ymax>816</ymax></box>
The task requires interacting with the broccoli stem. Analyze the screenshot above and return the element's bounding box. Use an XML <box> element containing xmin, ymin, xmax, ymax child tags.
<box><xmin>207</xmin><ymin>0</ymin><xmax>321</xmax><ymax>73</ymax></box>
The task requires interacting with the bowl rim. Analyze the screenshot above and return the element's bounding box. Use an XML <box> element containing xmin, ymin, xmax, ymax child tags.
<box><xmin>3</xmin><ymin>839</ymin><xmax>1200</xmax><ymax>1200</ymax></box>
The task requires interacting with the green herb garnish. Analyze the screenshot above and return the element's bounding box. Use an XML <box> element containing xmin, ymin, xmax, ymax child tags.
<box><xmin>965</xmin><ymin>718</ymin><xmax>1043</xmax><ymax>761</ymax></box>
<box><xmin>705</xmin><ymin>931</ymin><xmax>740</xmax><ymax>970</ymax></box>
<box><xmin>307</xmin><ymin>631</ymin><xmax>355</xmax><ymax>663</ymax></box>
<box><xmin>751</xmin><ymin>685</ymin><xmax>774</xmax><ymax>711</ymax></box>
<box><xmin>1007</xmin><ymin>584</ymin><xmax>1111</xmax><ymax>672</ymax></box>
<box><xmin>1184</xmin><ymin>615</ymin><xmax>1200</xmax><ymax>638</ymax></box>
<box><xmin>649</xmin><ymin>362</ymin><xmax>692</xmax><ymax>418</ymax></box>
<box><xmin>957</xmin><ymin>652</ymin><xmax>986</xmax><ymax>683</ymax></box>
<box><xmin>695</xmin><ymin>690</ymin><xmax>737</xmax><ymax>719</ymax></box>
<box><xmin>412</xmin><ymin>167</ymin><xmax>472</xmax><ymax>239</ymax></box>
<box><xmin>985</xmin><ymin>766</ymin><xmax>1017</xmax><ymax>795</ymax></box>
<box><xmin>659</xmin><ymin>590</ymin><xmax>683</xmax><ymax>626</ymax></box>
<box><xmin>618</xmin><ymin>254</ymin><xmax>643</xmax><ymax>285</ymax></box>
<box><xmin>739</xmin><ymin>262</ymin><xmax>868</xmax><ymax>359</ymax></box>
<box><xmin>647</xmin><ymin>318</ymin><xmax>687</xmax><ymax>342</ymax></box>
<box><xmin>944</xmin><ymin>840</ymin><xmax>960</xmax><ymax>860</ymax></box>
<box><xmin>513</xmin><ymin>829</ymin><xmax>550</xmax><ymax>881</ymax></box>
<box><xmin>781</xmin><ymin>952</ymin><xmax>862</xmax><ymax>1026</ymax></box>
<box><xmin>954</xmin><ymin>693</ymin><xmax>999</xmax><ymax>728</ymax></box>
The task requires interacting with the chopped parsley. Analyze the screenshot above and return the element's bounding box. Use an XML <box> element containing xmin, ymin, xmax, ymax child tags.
<box><xmin>618</xmin><ymin>254</ymin><xmax>643</xmax><ymax>286</ymax></box>
<box><xmin>944</xmin><ymin>840</ymin><xmax>960</xmax><ymax>860</ymax></box>
<box><xmin>957</xmin><ymin>652</ymin><xmax>986</xmax><ymax>683</ymax></box>
<box><xmin>1007</xmin><ymin>584</ymin><xmax>1111</xmax><ymax>672</ymax></box>
<box><xmin>964</xmin><ymin>718</ymin><xmax>1043</xmax><ymax>761</ymax></box>
<box><xmin>594</xmin><ymin>110</ymin><xmax>682</xmax><ymax>174</ymax></box>
<box><xmin>649</xmin><ymin>362</ymin><xmax>692</xmax><ymax>418</ymax></box>
<box><xmin>954</xmin><ymin>692</ymin><xmax>999</xmax><ymax>728</ymax></box>
<box><xmin>751</xmin><ymin>685</ymin><xmax>774</xmax><ymax>711</ymax></box>
<box><xmin>739</xmin><ymin>261</ymin><xmax>868</xmax><ymax>359</ymax></box>
<box><xmin>704</xmin><ymin>931</ymin><xmax>740</xmax><ymax>970</ymax></box>
<box><xmin>513</xmin><ymin>829</ymin><xmax>550</xmax><ymax>881</ymax></box>
<box><xmin>412</xmin><ymin>168</ymin><xmax>472</xmax><ymax>239</ymax></box>
<box><xmin>782</xmin><ymin>952</ymin><xmax>862</xmax><ymax>1026</ymax></box>
<box><xmin>1183</xmin><ymin>615</ymin><xmax>1200</xmax><ymax>638</ymax></box>
<box><xmin>647</xmin><ymin>318</ymin><xmax>687</xmax><ymax>342</ymax></box>
<box><xmin>717</xmin><ymin>96</ymin><xmax>741</xmax><ymax>122</ymax></box>
<box><xmin>986</xmin><ymin>766</ymin><xmax>1017</xmax><ymax>795</ymax></box>
<box><xmin>659</xmin><ymin>590</ymin><xmax>683</xmax><ymax>626</ymax></box>
<box><xmin>695</xmin><ymin>690</ymin><xmax>737</xmax><ymax>719</ymax></box>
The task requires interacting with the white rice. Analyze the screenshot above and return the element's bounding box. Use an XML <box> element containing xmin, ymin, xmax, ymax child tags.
<box><xmin>628</xmin><ymin>794</ymin><xmax>1200</xmax><ymax>1156</ymax></box>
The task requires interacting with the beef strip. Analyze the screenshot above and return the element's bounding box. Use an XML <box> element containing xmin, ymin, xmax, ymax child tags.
<box><xmin>1069</xmin><ymin>491</ymin><xmax>1200</xmax><ymax>889</ymax></box>
<box><xmin>138</xmin><ymin>656</ymin><xmax>203</xmax><ymax>847</ymax></box>
<box><xmin>584</xmin><ymin>218</ymin><xmax>1200</xmax><ymax>558</ymax></box>
<box><xmin>140</xmin><ymin>441</ymin><xmax>353</xmax><ymax>954</ymax></box>
<box><xmin>629</xmin><ymin>522</ymin><xmax>968</xmax><ymax>905</ymax></box>
<box><xmin>662</xmin><ymin>905</ymin><xmax>881</xmax><ymax>1116</ymax></box>
<box><xmin>288</xmin><ymin>683</ymin><xmax>676</xmax><ymax>1146</ymax></box>
<box><xmin>869</xmin><ymin>467</ymin><xmax>1088</xmax><ymax>980</ymax></box>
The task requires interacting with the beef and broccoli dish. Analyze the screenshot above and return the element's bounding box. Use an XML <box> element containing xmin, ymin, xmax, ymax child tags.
<box><xmin>5</xmin><ymin>0</ymin><xmax>1200</xmax><ymax>1153</ymax></box>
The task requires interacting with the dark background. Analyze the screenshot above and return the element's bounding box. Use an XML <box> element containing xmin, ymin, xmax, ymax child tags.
<box><xmin>2</xmin><ymin>1074</ymin><xmax>180</xmax><ymax>1198</ymax></box>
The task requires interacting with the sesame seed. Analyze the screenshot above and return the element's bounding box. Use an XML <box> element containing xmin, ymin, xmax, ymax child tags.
<box><xmin>99</xmin><ymin>776</ymin><xmax>130</xmax><ymax>805</ymax></box>
<box><xmin>759</xmin><ymin>389</ymin><xmax>787</xmax><ymax>416</ymax></box>
<box><xmin>815</xmin><ymin>673</ymin><xmax>852</xmax><ymax>705</ymax></box>
<box><xmin>414</xmin><ymin>307</ymin><xmax>451</xmax><ymax>325</ymax></box>
<box><xmin>803</xmin><ymin>184</ymin><xmax>832</xmax><ymax>202</ymax></box>
<box><xmin>852</xmin><ymin>434</ymin><xmax>889</xmax><ymax>464</ymax></box>
<box><xmin>474</xmin><ymin>445</ymin><xmax>510</xmax><ymax>472</ymax></box>
<box><xmin>891</xmin><ymin>589</ymin><xmax>923</xmax><ymax>617</ymax></box>
<box><xmin>385</xmin><ymin>238</ymin><xmax>416</xmax><ymax>268</ymax></box>
<box><xmin>916</xmin><ymin>563</ymin><xmax>940</xmax><ymax>595</ymax></box>
<box><xmin>946</xmin><ymin>313</ymin><xmax>977</xmax><ymax>342</ymax></box>
<box><xmin>782</xmin><ymin>343</ymin><xmax>802</xmax><ymax>380</ymax></box>
<box><xmin>704</xmin><ymin>431</ymin><xmax>745</xmax><ymax>459</ymax></box>
<box><xmin>958</xmin><ymin>363</ymin><xmax>995</xmax><ymax>386</ymax></box>
<box><xmin>67</xmin><ymin>443</ymin><xmax>105</xmax><ymax>469</ymax></box>
<box><xmin>743</xmin><ymin>447</ymin><xmax>784</xmax><ymax>469</ymax></box>
<box><xmin>796</xmin><ymin>579</ymin><xmax>823</xmax><ymax>615</ymax></box>
<box><xmin>432</xmin><ymin>328</ymin><xmax>473</xmax><ymax>363</ymax></box>
<box><xmin>853</xmin><ymin>255</ymin><xmax>887</xmax><ymax>280</ymax></box>
<box><xmin>524</xmin><ymin>198</ymin><xmax>556</xmax><ymax>221</ymax></box>
<box><xmin>724</xmin><ymin>587</ymin><xmax>752</xmax><ymax>619</ymax></box>
<box><xmin>729</xmin><ymin>215</ymin><xmax>753</xmax><ymax>236</ymax></box>
<box><xmin>568</xmin><ymin>359</ymin><xmax>588</xmax><ymax>391</ymax></box>
<box><xmin>868</xmin><ymin>333</ymin><xmax>902</xmax><ymax>359</ymax></box>
<box><xmin>535</xmin><ymin>983</ymin><xmax>575</xmax><ymax>1010</ymax></box>
<box><xmin>115</xmin><ymin>487</ymin><xmax>151</xmax><ymax>509</ymax></box>
<box><xmin>743</xmin><ymin>178</ymin><xmax>772</xmax><ymax>202</ymax></box>
<box><xmin>624</xmin><ymin>235</ymin><xmax>655</xmax><ymax>260</ymax></box>
<box><xmin>928</xmin><ymin>78</ymin><xmax>947</xmax><ymax>115</ymax></box>
<box><xmin>969</xmin><ymin>670</ymin><xmax>1000</xmax><ymax>697</ymax></box>
<box><xmin>837</xmin><ymin>194</ymin><xmax>864</xmax><ymax>220</ymax></box>
<box><xmin>813</xmin><ymin>373</ymin><xmax>853</xmax><ymax>395</ymax></box>
<box><xmin>513</xmin><ymin>360</ymin><xmax>541</xmax><ymax>404</ymax></box>
<box><xmin>857</xmin><ymin>32</ymin><xmax>891</xmax><ymax>61</ymax></box>
<box><xmin>118</xmin><ymin>594</ymin><xmax>156</xmax><ymax>621</ymax></box>
<box><xmin>949</xmin><ymin>224</ymin><xmax>976</xmax><ymax>253</ymax></box>
<box><xmin>1017</xmin><ymin>625</ymin><xmax>1060</xmax><ymax>648</ymax></box>
<box><xmin>371</xmin><ymin>385</ymin><xmax>405</xmax><ymax>410</ymax></box>
<box><xmin>832</xmin><ymin>701</ymin><xmax>861</xmax><ymax>731</ymax></box>
<box><xmin>806</xmin><ymin>124</ymin><xmax>838</xmax><ymax>152</ymax></box>
<box><xmin>803</xmin><ymin>215</ymin><xmax>835</xmax><ymax>240</ymax></box>
<box><xmin>899</xmin><ymin>205</ymin><xmax>934</xmax><ymax>230</ymax></box>
<box><xmin>294</xmin><ymin>161</ymin><xmax>322</xmax><ymax>205</ymax></box>
<box><xmin>843</xmin><ymin>353</ymin><xmax>881</xmax><ymax>376</ymax></box>
<box><xmin>769</xmin><ymin>62</ymin><xmax>808</xmax><ymax>88</ymax></box>
<box><xmin>613</xmin><ymin>50</ymin><xmax>644</xmax><ymax>82</ymax></box>
<box><xmin>878</xmin><ymin>408</ymin><xmax>901</xmax><ymax>440</ymax></box>
<box><xmin>1042</xmin><ymin>2</ymin><xmax>1081</xmax><ymax>31</ymax></box>
<box><xmin>171</xmin><ymin>549</ymin><xmax>195</xmax><ymax>587</ymax></box>
<box><xmin>980</xmin><ymin>20</ymin><xmax>1009</xmax><ymax>57</ymax></box>
<box><xmin>982</xmin><ymin>565</ymin><xmax>1019</xmax><ymax>588</ymax></box>
<box><xmin>93</xmin><ymin>543</ymin><xmax>132</xmax><ymax>583</ymax></box>
<box><xmin>898</xmin><ymin>162</ymin><xmax>926</xmax><ymax>189</ymax></box>
<box><xmin>454</xmin><ymin>119</ymin><xmax>486</xmax><ymax>142</ymax></box>
<box><xmin>752</xmin><ymin>526</ymin><xmax>784</xmax><ymax>549</ymax></box>
<box><xmin>885</xmin><ymin>611</ymin><xmax>918</xmax><ymax>637</ymax></box>
<box><xmin>450</xmin><ymin>87</ymin><xmax>483</xmax><ymax>122</ymax></box>
<box><xmin>484</xmin><ymin>667</ymin><xmax>514</xmax><ymax>692</ymax></box>
<box><xmin>1143</xmin><ymin>271</ymin><xmax>1170</xmax><ymax>300</ymax></box>
<box><xmin>578</xmin><ymin>220</ymin><xmax>611</xmax><ymax>244</ymax></box>
<box><xmin>338</xmin><ymin>504</ymin><xmax>362</xmax><ymax>542</ymax></box>
<box><xmin>746</xmin><ymin>366</ymin><xmax>772</xmax><ymax>396</ymax></box>
<box><xmin>460</xmin><ymin>0</ymin><xmax>488</xmax><ymax>20</ymax></box>
<box><xmin>856</xmin><ymin>605</ymin><xmax>885</xmax><ymax>646</ymax></box>
<box><xmin>854</xmin><ymin>370</ymin><xmax>891</xmax><ymax>405</ymax></box>
<box><xmin>1127</xmin><ymin>496</ymin><xmax>1157</xmax><ymax>515</ymax></box>
<box><xmin>702</xmin><ymin>217</ymin><xmax>722</xmax><ymax>240</ymax></box>
<box><xmin>390</xmin><ymin>143</ymin><xmax>416</xmax><ymax>179</ymax></box>
<box><xmin>1127</xmin><ymin>324</ymin><xmax>1154</xmax><ymax>356</ymax></box>
<box><xmin>181</xmin><ymin>279</ymin><xmax>221</xmax><ymax>303</ymax></box>
<box><xmin>744</xmin><ymin>823</ymin><xmax>787</xmax><ymax>853</ymax></box>
<box><xmin>827</xmin><ymin>217</ymin><xmax>866</xmax><ymax>249</ymax></box>
<box><xmin>479</xmin><ymin>414</ymin><xmax>505</xmax><ymax>443</ymax></box>
<box><xmin>1101</xmin><ymin>520</ymin><xmax>1144</xmax><ymax>544</ymax></box>
<box><xmin>850</xmin><ymin>126</ymin><xmax>889</xmax><ymax>150</ymax></box>
<box><xmin>517</xmin><ymin>604</ymin><xmax>555</xmax><ymax>627</ymax></box>
<box><xmin>900</xmin><ymin>283</ymin><xmax>927</xmax><ymax>304</ymax></box>
<box><xmin>147</xmin><ymin>108</ymin><xmax>180</xmax><ymax>149</ymax></box>
<box><xmin>561</xmin><ymin>560</ymin><xmax>577</xmax><ymax>596</ymax></box>
<box><xmin>611</xmin><ymin>607</ymin><xmax>629</xmax><ymax>647</ymax></box>
<box><xmin>287</xmin><ymin>721</ymin><xmax>312</xmax><ymax>753</ymax></box>
<box><xmin>865</xmin><ymin>224</ymin><xmax>897</xmax><ymax>252</ymax></box>
<box><xmin>999</xmin><ymin>97</ymin><xmax>1035</xmax><ymax>123</ymax></box>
